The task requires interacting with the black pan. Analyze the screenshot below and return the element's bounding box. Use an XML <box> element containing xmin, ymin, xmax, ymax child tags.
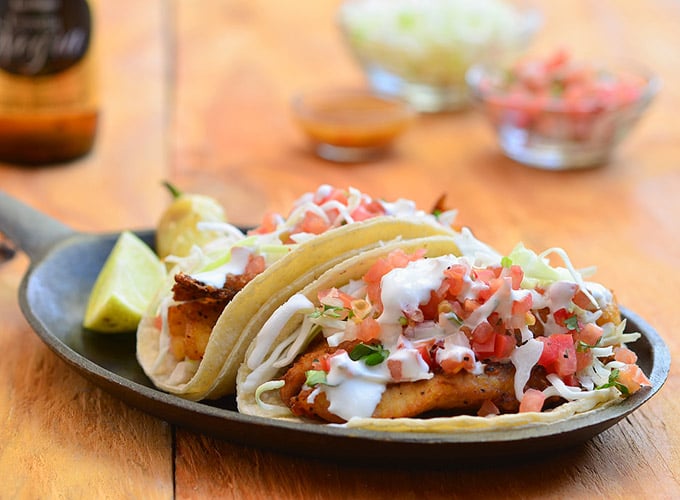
<box><xmin>0</xmin><ymin>190</ymin><xmax>671</xmax><ymax>466</ymax></box>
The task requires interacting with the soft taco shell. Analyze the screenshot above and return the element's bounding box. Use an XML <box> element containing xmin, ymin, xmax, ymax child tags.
<box><xmin>340</xmin><ymin>393</ymin><xmax>619</xmax><ymax>433</ymax></box>
<box><xmin>236</xmin><ymin>234</ymin><xmax>464</xmax><ymax>416</ymax></box>
<box><xmin>235</xmin><ymin>235</ymin><xmax>626</xmax><ymax>432</ymax></box>
<box><xmin>137</xmin><ymin>216</ymin><xmax>457</xmax><ymax>400</ymax></box>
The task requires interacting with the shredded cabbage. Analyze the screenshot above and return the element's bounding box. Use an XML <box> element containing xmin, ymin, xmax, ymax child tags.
<box><xmin>510</xmin><ymin>338</ymin><xmax>543</xmax><ymax>401</ymax></box>
<box><xmin>601</xmin><ymin>319</ymin><xmax>641</xmax><ymax>346</ymax></box>
<box><xmin>507</xmin><ymin>243</ymin><xmax>598</xmax><ymax>307</ymax></box>
<box><xmin>339</xmin><ymin>0</ymin><xmax>538</xmax><ymax>85</ymax></box>
<box><xmin>544</xmin><ymin>373</ymin><xmax>618</xmax><ymax>402</ymax></box>
<box><xmin>255</xmin><ymin>380</ymin><xmax>288</xmax><ymax>412</ymax></box>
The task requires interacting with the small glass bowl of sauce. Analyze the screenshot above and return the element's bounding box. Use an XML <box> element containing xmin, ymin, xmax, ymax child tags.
<box><xmin>292</xmin><ymin>88</ymin><xmax>415</xmax><ymax>163</ymax></box>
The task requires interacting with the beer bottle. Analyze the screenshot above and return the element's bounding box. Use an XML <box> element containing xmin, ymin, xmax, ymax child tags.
<box><xmin>0</xmin><ymin>0</ymin><xmax>97</xmax><ymax>165</ymax></box>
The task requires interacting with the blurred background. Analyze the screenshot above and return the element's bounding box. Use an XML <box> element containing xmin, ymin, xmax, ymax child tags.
<box><xmin>1</xmin><ymin>0</ymin><xmax>678</xmax><ymax>255</ymax></box>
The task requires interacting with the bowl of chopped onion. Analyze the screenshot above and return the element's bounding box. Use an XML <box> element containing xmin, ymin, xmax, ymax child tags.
<box><xmin>467</xmin><ymin>49</ymin><xmax>660</xmax><ymax>169</ymax></box>
<box><xmin>338</xmin><ymin>0</ymin><xmax>540</xmax><ymax>113</ymax></box>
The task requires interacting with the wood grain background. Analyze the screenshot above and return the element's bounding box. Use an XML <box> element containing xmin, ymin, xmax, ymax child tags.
<box><xmin>1</xmin><ymin>0</ymin><xmax>678</xmax><ymax>497</ymax></box>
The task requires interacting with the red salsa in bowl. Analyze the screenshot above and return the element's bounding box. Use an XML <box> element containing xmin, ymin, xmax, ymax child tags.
<box><xmin>467</xmin><ymin>49</ymin><xmax>660</xmax><ymax>169</ymax></box>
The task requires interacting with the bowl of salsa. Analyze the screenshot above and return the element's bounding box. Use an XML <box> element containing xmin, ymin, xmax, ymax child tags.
<box><xmin>467</xmin><ymin>49</ymin><xmax>660</xmax><ymax>169</ymax></box>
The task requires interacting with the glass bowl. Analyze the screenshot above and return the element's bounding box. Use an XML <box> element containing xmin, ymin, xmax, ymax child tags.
<box><xmin>466</xmin><ymin>51</ymin><xmax>660</xmax><ymax>169</ymax></box>
<box><xmin>291</xmin><ymin>88</ymin><xmax>415</xmax><ymax>163</ymax></box>
<box><xmin>337</xmin><ymin>0</ymin><xmax>540</xmax><ymax>113</ymax></box>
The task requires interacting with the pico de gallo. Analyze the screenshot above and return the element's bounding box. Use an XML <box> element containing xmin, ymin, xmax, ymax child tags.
<box><xmin>260</xmin><ymin>243</ymin><xmax>650</xmax><ymax>421</ymax></box>
<box><xmin>470</xmin><ymin>49</ymin><xmax>654</xmax><ymax>142</ymax></box>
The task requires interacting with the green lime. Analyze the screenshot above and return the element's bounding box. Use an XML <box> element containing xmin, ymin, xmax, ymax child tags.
<box><xmin>83</xmin><ymin>231</ymin><xmax>166</xmax><ymax>333</ymax></box>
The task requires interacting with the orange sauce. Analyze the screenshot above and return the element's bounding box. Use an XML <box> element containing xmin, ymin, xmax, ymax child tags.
<box><xmin>293</xmin><ymin>91</ymin><xmax>414</xmax><ymax>149</ymax></box>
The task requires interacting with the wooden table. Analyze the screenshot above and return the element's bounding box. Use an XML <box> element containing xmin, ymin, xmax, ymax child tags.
<box><xmin>1</xmin><ymin>0</ymin><xmax>679</xmax><ymax>497</ymax></box>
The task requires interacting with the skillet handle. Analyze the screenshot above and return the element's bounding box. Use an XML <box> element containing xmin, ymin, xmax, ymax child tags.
<box><xmin>0</xmin><ymin>190</ymin><xmax>75</xmax><ymax>262</ymax></box>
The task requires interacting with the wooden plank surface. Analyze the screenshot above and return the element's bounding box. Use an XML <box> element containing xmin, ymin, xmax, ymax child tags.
<box><xmin>0</xmin><ymin>1</ymin><xmax>173</xmax><ymax>498</ymax></box>
<box><xmin>0</xmin><ymin>0</ymin><xmax>679</xmax><ymax>497</ymax></box>
<box><xmin>170</xmin><ymin>1</ymin><xmax>680</xmax><ymax>498</ymax></box>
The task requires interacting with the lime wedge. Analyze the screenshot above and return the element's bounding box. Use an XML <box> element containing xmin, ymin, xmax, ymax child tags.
<box><xmin>83</xmin><ymin>231</ymin><xmax>166</xmax><ymax>333</ymax></box>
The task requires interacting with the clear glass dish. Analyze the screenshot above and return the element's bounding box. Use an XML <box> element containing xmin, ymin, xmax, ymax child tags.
<box><xmin>338</xmin><ymin>0</ymin><xmax>540</xmax><ymax>113</ymax></box>
<box><xmin>467</xmin><ymin>53</ymin><xmax>660</xmax><ymax>169</ymax></box>
<box><xmin>291</xmin><ymin>88</ymin><xmax>415</xmax><ymax>163</ymax></box>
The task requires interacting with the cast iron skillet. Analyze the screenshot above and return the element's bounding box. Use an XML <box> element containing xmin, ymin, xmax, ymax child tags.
<box><xmin>0</xmin><ymin>190</ymin><xmax>671</xmax><ymax>466</ymax></box>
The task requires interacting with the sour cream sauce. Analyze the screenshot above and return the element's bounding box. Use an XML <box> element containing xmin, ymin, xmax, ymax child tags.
<box><xmin>321</xmin><ymin>256</ymin><xmax>458</xmax><ymax>419</ymax></box>
<box><xmin>536</xmin><ymin>281</ymin><xmax>578</xmax><ymax>336</ymax></box>
<box><xmin>378</xmin><ymin>256</ymin><xmax>458</xmax><ymax>326</ymax></box>
<box><xmin>190</xmin><ymin>246</ymin><xmax>253</xmax><ymax>288</ymax></box>
<box><xmin>324</xmin><ymin>351</ymin><xmax>390</xmax><ymax>420</ymax></box>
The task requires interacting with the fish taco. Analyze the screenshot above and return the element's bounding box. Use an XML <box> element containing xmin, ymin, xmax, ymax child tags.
<box><xmin>237</xmin><ymin>240</ymin><xmax>651</xmax><ymax>431</ymax></box>
<box><xmin>136</xmin><ymin>185</ymin><xmax>468</xmax><ymax>400</ymax></box>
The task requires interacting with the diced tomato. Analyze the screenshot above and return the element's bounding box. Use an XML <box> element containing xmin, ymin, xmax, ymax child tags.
<box><xmin>356</xmin><ymin>316</ymin><xmax>381</xmax><ymax>342</ymax></box>
<box><xmin>477</xmin><ymin>399</ymin><xmax>500</xmax><ymax>417</ymax></box>
<box><xmin>537</xmin><ymin>333</ymin><xmax>578</xmax><ymax>378</ymax></box>
<box><xmin>350</xmin><ymin>200</ymin><xmax>386</xmax><ymax>221</ymax></box>
<box><xmin>420</xmin><ymin>286</ymin><xmax>448</xmax><ymax>321</ymax></box>
<box><xmin>477</xmin><ymin>277</ymin><xmax>503</xmax><ymax>302</ymax></box>
<box><xmin>298</xmin><ymin>211</ymin><xmax>330</xmax><ymax>235</ymax></box>
<box><xmin>553</xmin><ymin>308</ymin><xmax>572</xmax><ymax>328</ymax></box>
<box><xmin>245</xmin><ymin>254</ymin><xmax>266</xmax><ymax>276</ymax></box>
<box><xmin>363</xmin><ymin>259</ymin><xmax>390</xmax><ymax>286</ymax></box>
<box><xmin>387</xmin><ymin>359</ymin><xmax>403</xmax><ymax>381</ymax></box>
<box><xmin>362</xmin><ymin>248</ymin><xmax>426</xmax><ymax>306</ymax></box>
<box><xmin>416</xmin><ymin>343</ymin><xmax>436</xmax><ymax>371</ymax></box>
<box><xmin>576</xmin><ymin>349</ymin><xmax>593</xmax><ymax>371</ymax></box>
<box><xmin>553</xmin><ymin>308</ymin><xmax>582</xmax><ymax>332</ymax></box>
<box><xmin>572</xmin><ymin>289</ymin><xmax>595</xmax><ymax>310</ymax></box>
<box><xmin>574</xmin><ymin>322</ymin><xmax>603</xmax><ymax>347</ymax></box>
<box><xmin>311</xmin><ymin>353</ymin><xmax>332</xmax><ymax>372</ymax></box>
<box><xmin>439</xmin><ymin>357</ymin><xmax>464</xmax><ymax>374</ymax></box>
<box><xmin>544</xmin><ymin>47</ymin><xmax>569</xmax><ymax>71</ymax></box>
<box><xmin>473</xmin><ymin>338</ymin><xmax>496</xmax><ymax>359</ymax></box>
<box><xmin>616</xmin><ymin>364</ymin><xmax>651</xmax><ymax>394</ymax></box>
<box><xmin>317</xmin><ymin>187</ymin><xmax>348</xmax><ymax>206</ymax></box>
<box><xmin>250</xmin><ymin>211</ymin><xmax>279</xmax><ymax>235</ymax></box>
<box><xmin>439</xmin><ymin>351</ymin><xmax>476</xmax><ymax>374</ymax></box>
<box><xmin>473</xmin><ymin>268</ymin><xmax>497</xmax><ymax>285</ymax></box>
<box><xmin>508</xmin><ymin>265</ymin><xmax>524</xmax><ymax>290</ymax></box>
<box><xmin>472</xmin><ymin>321</ymin><xmax>495</xmax><ymax>344</ymax></box>
<box><xmin>471</xmin><ymin>321</ymin><xmax>496</xmax><ymax>358</ymax></box>
<box><xmin>493</xmin><ymin>333</ymin><xmax>516</xmax><ymax>360</ymax></box>
<box><xmin>313</xmin><ymin>187</ymin><xmax>350</xmax><ymax>223</ymax></box>
<box><xmin>153</xmin><ymin>315</ymin><xmax>163</xmax><ymax>330</ymax></box>
<box><xmin>318</xmin><ymin>288</ymin><xmax>354</xmax><ymax>309</ymax></box>
<box><xmin>511</xmin><ymin>292</ymin><xmax>533</xmax><ymax>316</ymax></box>
<box><xmin>614</xmin><ymin>346</ymin><xmax>638</xmax><ymax>364</ymax></box>
<box><xmin>363</xmin><ymin>248</ymin><xmax>423</xmax><ymax>283</ymax></box>
<box><xmin>487</xmin><ymin>312</ymin><xmax>502</xmax><ymax>328</ymax></box>
<box><xmin>519</xmin><ymin>388</ymin><xmax>546</xmax><ymax>413</ymax></box>
<box><xmin>443</xmin><ymin>264</ymin><xmax>467</xmax><ymax>297</ymax></box>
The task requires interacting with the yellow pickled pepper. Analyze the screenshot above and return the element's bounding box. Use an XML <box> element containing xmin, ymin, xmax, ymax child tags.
<box><xmin>156</xmin><ymin>182</ymin><xmax>227</xmax><ymax>260</ymax></box>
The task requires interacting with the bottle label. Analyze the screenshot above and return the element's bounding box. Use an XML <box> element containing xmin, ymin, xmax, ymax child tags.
<box><xmin>0</xmin><ymin>0</ymin><xmax>91</xmax><ymax>77</ymax></box>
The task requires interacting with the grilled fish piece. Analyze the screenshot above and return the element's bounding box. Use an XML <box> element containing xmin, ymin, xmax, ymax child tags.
<box><xmin>167</xmin><ymin>260</ymin><xmax>264</xmax><ymax>360</ymax></box>
<box><xmin>280</xmin><ymin>339</ymin><xmax>552</xmax><ymax>423</ymax></box>
<box><xmin>167</xmin><ymin>298</ymin><xmax>227</xmax><ymax>360</ymax></box>
<box><xmin>172</xmin><ymin>272</ymin><xmax>245</xmax><ymax>302</ymax></box>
